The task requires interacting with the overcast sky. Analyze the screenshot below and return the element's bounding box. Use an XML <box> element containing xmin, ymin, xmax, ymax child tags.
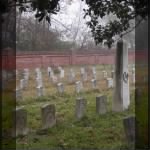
<box><xmin>20</xmin><ymin>0</ymin><xmax>135</xmax><ymax>49</ymax></box>
<box><xmin>50</xmin><ymin>0</ymin><xmax>92</xmax><ymax>43</ymax></box>
<box><xmin>21</xmin><ymin>0</ymin><xmax>123</xmax><ymax>46</ymax></box>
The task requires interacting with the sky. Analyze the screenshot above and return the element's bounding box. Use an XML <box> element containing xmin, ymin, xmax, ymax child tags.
<box><xmin>18</xmin><ymin>0</ymin><xmax>135</xmax><ymax>49</ymax></box>
<box><xmin>20</xmin><ymin>0</ymin><xmax>134</xmax><ymax>48</ymax></box>
<box><xmin>50</xmin><ymin>0</ymin><xmax>92</xmax><ymax>43</ymax></box>
<box><xmin>21</xmin><ymin>0</ymin><xmax>91</xmax><ymax>44</ymax></box>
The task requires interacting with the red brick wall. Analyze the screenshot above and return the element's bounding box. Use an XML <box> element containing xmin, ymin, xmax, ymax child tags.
<box><xmin>2</xmin><ymin>48</ymin><xmax>16</xmax><ymax>70</ymax></box>
<box><xmin>2</xmin><ymin>49</ymin><xmax>137</xmax><ymax>70</ymax></box>
<box><xmin>15</xmin><ymin>51</ymin><xmax>135</xmax><ymax>69</ymax></box>
<box><xmin>3</xmin><ymin>48</ymin><xmax>149</xmax><ymax>70</ymax></box>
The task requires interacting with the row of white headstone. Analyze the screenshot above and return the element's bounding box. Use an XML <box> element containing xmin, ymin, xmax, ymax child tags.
<box><xmin>16</xmin><ymin>66</ymin><xmax>117</xmax><ymax>90</ymax></box>
<box><xmin>16</xmin><ymin>66</ymin><xmax>134</xmax><ymax>92</ymax></box>
<box><xmin>16</xmin><ymin>40</ymin><xmax>135</xmax><ymax>112</ymax></box>
<box><xmin>47</xmin><ymin>66</ymin><xmax>113</xmax><ymax>82</ymax></box>
<box><xmin>16</xmin><ymin>78</ymin><xmax>114</xmax><ymax>101</ymax></box>
<box><xmin>16</xmin><ymin>70</ymin><xmax>135</xmax><ymax>102</ymax></box>
<box><xmin>16</xmin><ymin>65</ymin><xmax>135</xmax><ymax>86</ymax></box>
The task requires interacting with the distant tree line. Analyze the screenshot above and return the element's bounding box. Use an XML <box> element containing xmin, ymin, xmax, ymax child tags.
<box><xmin>16</xmin><ymin>13</ymin><xmax>77</xmax><ymax>51</ymax></box>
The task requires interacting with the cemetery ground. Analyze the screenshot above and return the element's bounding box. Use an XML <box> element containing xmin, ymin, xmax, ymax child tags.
<box><xmin>16</xmin><ymin>91</ymin><xmax>135</xmax><ymax>149</ymax></box>
<box><xmin>6</xmin><ymin>64</ymin><xmax>137</xmax><ymax>149</ymax></box>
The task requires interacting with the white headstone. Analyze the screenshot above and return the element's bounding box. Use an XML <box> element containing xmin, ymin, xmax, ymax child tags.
<box><xmin>16</xmin><ymin>88</ymin><xmax>22</xmax><ymax>101</ymax></box>
<box><xmin>91</xmin><ymin>79</ymin><xmax>97</xmax><ymax>89</ymax></box>
<box><xmin>23</xmin><ymin>69</ymin><xmax>29</xmax><ymax>88</ymax></box>
<box><xmin>132</xmin><ymin>67</ymin><xmax>135</xmax><ymax>74</ymax></box>
<box><xmin>60</xmin><ymin>69</ymin><xmax>65</xmax><ymax>79</ymax></box>
<box><xmin>80</xmin><ymin>67</ymin><xmax>87</xmax><ymax>81</ymax></box>
<box><xmin>106</xmin><ymin>78</ymin><xmax>114</xmax><ymax>88</ymax></box>
<box><xmin>92</xmin><ymin>66</ymin><xmax>97</xmax><ymax>79</ymax></box>
<box><xmin>38</xmin><ymin>71</ymin><xmax>42</xmax><ymax>79</ymax></box>
<box><xmin>57</xmin><ymin>83</ymin><xmax>64</xmax><ymax>94</ymax></box>
<box><xmin>69</xmin><ymin>68</ymin><xmax>75</xmax><ymax>83</ymax></box>
<box><xmin>36</xmin><ymin>77</ymin><xmax>43</xmax><ymax>87</ymax></box>
<box><xmin>47</xmin><ymin>67</ymin><xmax>52</xmax><ymax>77</ymax></box>
<box><xmin>113</xmin><ymin>40</ymin><xmax>130</xmax><ymax>112</ymax></box>
<box><xmin>24</xmin><ymin>68</ymin><xmax>29</xmax><ymax>75</ymax></box>
<box><xmin>102</xmin><ymin>70</ymin><xmax>107</xmax><ymax>79</ymax></box>
<box><xmin>36</xmin><ymin>86</ymin><xmax>44</xmax><ymax>97</ymax></box>
<box><xmin>80</xmin><ymin>67</ymin><xmax>85</xmax><ymax>74</ymax></box>
<box><xmin>75</xmin><ymin>81</ymin><xmax>83</xmax><ymax>93</ymax></box>
<box><xmin>35</xmin><ymin>68</ymin><xmax>42</xmax><ymax>79</ymax></box>
<box><xmin>20</xmin><ymin>79</ymin><xmax>25</xmax><ymax>90</ymax></box>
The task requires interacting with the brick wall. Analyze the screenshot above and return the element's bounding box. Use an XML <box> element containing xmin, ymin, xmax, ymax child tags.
<box><xmin>2</xmin><ymin>49</ymin><xmax>137</xmax><ymax>69</ymax></box>
<box><xmin>15</xmin><ymin>50</ymin><xmax>135</xmax><ymax>69</ymax></box>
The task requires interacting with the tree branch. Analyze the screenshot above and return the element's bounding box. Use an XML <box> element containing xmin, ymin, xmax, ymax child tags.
<box><xmin>115</xmin><ymin>17</ymin><xmax>144</xmax><ymax>42</ymax></box>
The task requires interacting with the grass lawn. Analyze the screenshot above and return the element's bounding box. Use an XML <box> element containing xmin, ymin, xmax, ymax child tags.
<box><xmin>4</xmin><ymin>64</ymin><xmax>137</xmax><ymax>149</ymax></box>
<box><xmin>16</xmin><ymin>90</ymin><xmax>135</xmax><ymax>149</ymax></box>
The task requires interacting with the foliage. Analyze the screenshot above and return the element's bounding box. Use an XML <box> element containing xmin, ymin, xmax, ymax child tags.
<box><xmin>1</xmin><ymin>0</ymin><xmax>148</xmax><ymax>48</ymax></box>
<box><xmin>82</xmin><ymin>0</ymin><xmax>148</xmax><ymax>47</ymax></box>
<box><xmin>16</xmin><ymin>13</ymin><xmax>76</xmax><ymax>51</ymax></box>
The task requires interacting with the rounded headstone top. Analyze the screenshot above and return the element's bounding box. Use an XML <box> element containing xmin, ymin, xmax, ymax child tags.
<box><xmin>16</xmin><ymin>106</ymin><xmax>25</xmax><ymax>111</ymax></box>
<box><xmin>41</xmin><ymin>104</ymin><xmax>55</xmax><ymax>109</ymax></box>
<box><xmin>96</xmin><ymin>95</ymin><xmax>104</xmax><ymax>98</ymax></box>
<box><xmin>76</xmin><ymin>97</ymin><xmax>84</xmax><ymax>100</ymax></box>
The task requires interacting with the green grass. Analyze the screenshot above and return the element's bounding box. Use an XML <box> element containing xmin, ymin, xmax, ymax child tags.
<box><xmin>14</xmin><ymin>64</ymin><xmax>137</xmax><ymax>149</ymax></box>
<box><xmin>16</xmin><ymin>89</ymin><xmax>135</xmax><ymax>149</ymax></box>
